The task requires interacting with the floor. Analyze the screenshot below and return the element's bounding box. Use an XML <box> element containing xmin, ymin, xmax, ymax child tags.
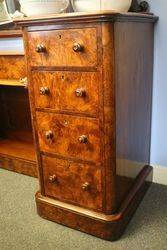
<box><xmin>0</xmin><ymin>169</ymin><xmax>167</xmax><ymax>250</ymax></box>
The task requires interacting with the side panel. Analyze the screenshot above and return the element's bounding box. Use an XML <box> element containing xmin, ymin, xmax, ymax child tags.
<box><xmin>115</xmin><ymin>22</ymin><xmax>154</xmax><ymax>207</ymax></box>
<box><xmin>101</xmin><ymin>23</ymin><xmax>116</xmax><ymax>214</ymax></box>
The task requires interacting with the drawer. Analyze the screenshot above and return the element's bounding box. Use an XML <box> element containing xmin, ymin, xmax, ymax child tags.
<box><xmin>33</xmin><ymin>71</ymin><xmax>99</xmax><ymax>116</ymax></box>
<box><xmin>36</xmin><ymin>112</ymin><xmax>100</xmax><ymax>162</ymax></box>
<box><xmin>42</xmin><ymin>156</ymin><xmax>102</xmax><ymax>211</ymax></box>
<box><xmin>27</xmin><ymin>28</ymin><xmax>97</xmax><ymax>67</ymax></box>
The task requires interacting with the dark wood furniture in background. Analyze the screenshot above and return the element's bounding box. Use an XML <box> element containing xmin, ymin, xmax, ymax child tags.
<box><xmin>16</xmin><ymin>12</ymin><xmax>157</xmax><ymax>240</ymax></box>
<box><xmin>0</xmin><ymin>29</ymin><xmax>37</xmax><ymax>177</ymax></box>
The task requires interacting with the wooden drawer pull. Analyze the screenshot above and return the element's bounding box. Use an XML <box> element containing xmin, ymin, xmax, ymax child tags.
<box><xmin>82</xmin><ymin>182</ymin><xmax>90</xmax><ymax>191</ymax></box>
<box><xmin>49</xmin><ymin>174</ymin><xmax>58</xmax><ymax>184</ymax></box>
<box><xmin>73</xmin><ymin>43</ymin><xmax>83</xmax><ymax>52</ymax></box>
<box><xmin>75</xmin><ymin>88</ymin><xmax>86</xmax><ymax>97</ymax></box>
<box><xmin>45</xmin><ymin>131</ymin><xmax>54</xmax><ymax>140</ymax></box>
<box><xmin>36</xmin><ymin>44</ymin><xmax>46</xmax><ymax>53</ymax></box>
<box><xmin>79</xmin><ymin>135</ymin><xmax>88</xmax><ymax>144</ymax></box>
<box><xmin>40</xmin><ymin>87</ymin><xmax>50</xmax><ymax>95</ymax></box>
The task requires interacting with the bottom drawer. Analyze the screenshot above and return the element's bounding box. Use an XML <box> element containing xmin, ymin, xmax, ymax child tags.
<box><xmin>42</xmin><ymin>155</ymin><xmax>103</xmax><ymax>211</ymax></box>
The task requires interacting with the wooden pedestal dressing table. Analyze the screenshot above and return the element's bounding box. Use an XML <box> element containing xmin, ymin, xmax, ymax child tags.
<box><xmin>15</xmin><ymin>12</ymin><xmax>158</xmax><ymax>240</ymax></box>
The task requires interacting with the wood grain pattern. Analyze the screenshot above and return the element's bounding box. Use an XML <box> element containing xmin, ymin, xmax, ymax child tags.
<box><xmin>0</xmin><ymin>130</ymin><xmax>37</xmax><ymax>177</ymax></box>
<box><xmin>42</xmin><ymin>155</ymin><xmax>102</xmax><ymax>211</ymax></box>
<box><xmin>36</xmin><ymin>112</ymin><xmax>100</xmax><ymax>162</ymax></box>
<box><xmin>15</xmin><ymin>11</ymin><xmax>158</xmax><ymax>27</ymax></box>
<box><xmin>0</xmin><ymin>29</ymin><xmax>22</xmax><ymax>38</ymax></box>
<box><xmin>36</xmin><ymin>165</ymin><xmax>153</xmax><ymax>240</ymax></box>
<box><xmin>32</xmin><ymin>71</ymin><xmax>99</xmax><ymax>116</ymax></box>
<box><xmin>27</xmin><ymin>28</ymin><xmax>98</xmax><ymax>67</ymax></box>
<box><xmin>0</xmin><ymin>87</ymin><xmax>32</xmax><ymax>130</ymax></box>
<box><xmin>101</xmin><ymin>23</ymin><xmax>116</xmax><ymax>214</ymax></box>
<box><xmin>0</xmin><ymin>72</ymin><xmax>37</xmax><ymax>177</ymax></box>
<box><xmin>115</xmin><ymin>22</ymin><xmax>155</xmax><ymax>206</ymax></box>
<box><xmin>0</xmin><ymin>79</ymin><xmax>26</xmax><ymax>87</ymax></box>
<box><xmin>0</xmin><ymin>55</ymin><xmax>26</xmax><ymax>79</ymax></box>
<box><xmin>16</xmin><ymin>12</ymin><xmax>157</xmax><ymax>240</ymax></box>
<box><xmin>0</xmin><ymin>155</ymin><xmax>37</xmax><ymax>177</ymax></box>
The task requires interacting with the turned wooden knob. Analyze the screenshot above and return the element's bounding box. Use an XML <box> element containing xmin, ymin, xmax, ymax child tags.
<box><xmin>36</xmin><ymin>44</ymin><xmax>46</xmax><ymax>53</ymax></box>
<box><xmin>40</xmin><ymin>87</ymin><xmax>50</xmax><ymax>95</ymax></box>
<box><xmin>79</xmin><ymin>135</ymin><xmax>88</xmax><ymax>144</ymax></box>
<box><xmin>75</xmin><ymin>88</ymin><xmax>86</xmax><ymax>97</ymax></box>
<box><xmin>49</xmin><ymin>174</ymin><xmax>58</xmax><ymax>183</ymax></box>
<box><xmin>45</xmin><ymin>131</ymin><xmax>54</xmax><ymax>140</ymax></box>
<box><xmin>73</xmin><ymin>43</ymin><xmax>83</xmax><ymax>52</ymax></box>
<box><xmin>82</xmin><ymin>182</ymin><xmax>90</xmax><ymax>191</ymax></box>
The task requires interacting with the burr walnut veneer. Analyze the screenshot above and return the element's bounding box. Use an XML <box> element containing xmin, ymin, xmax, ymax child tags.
<box><xmin>16</xmin><ymin>12</ymin><xmax>157</xmax><ymax>240</ymax></box>
<box><xmin>0</xmin><ymin>29</ymin><xmax>37</xmax><ymax>177</ymax></box>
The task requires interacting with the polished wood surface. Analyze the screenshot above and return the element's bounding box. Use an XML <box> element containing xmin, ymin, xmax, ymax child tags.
<box><xmin>32</xmin><ymin>71</ymin><xmax>99</xmax><ymax>116</ymax></box>
<box><xmin>0</xmin><ymin>79</ymin><xmax>26</xmax><ymax>87</ymax></box>
<box><xmin>16</xmin><ymin>12</ymin><xmax>157</xmax><ymax>240</ymax></box>
<box><xmin>42</xmin><ymin>155</ymin><xmax>102</xmax><ymax>211</ymax></box>
<box><xmin>0</xmin><ymin>130</ymin><xmax>37</xmax><ymax>177</ymax></box>
<box><xmin>0</xmin><ymin>87</ymin><xmax>37</xmax><ymax>177</ymax></box>
<box><xmin>27</xmin><ymin>28</ymin><xmax>97</xmax><ymax>67</ymax></box>
<box><xmin>0</xmin><ymin>55</ymin><xmax>26</xmax><ymax>79</ymax></box>
<box><xmin>15</xmin><ymin>11</ymin><xmax>157</xmax><ymax>25</ymax></box>
<box><xmin>0</xmin><ymin>29</ymin><xmax>22</xmax><ymax>38</ymax></box>
<box><xmin>0</xmin><ymin>130</ymin><xmax>35</xmax><ymax>161</ymax></box>
<box><xmin>0</xmin><ymin>30</ymin><xmax>37</xmax><ymax>177</ymax></box>
<box><xmin>0</xmin><ymin>154</ymin><xmax>37</xmax><ymax>177</ymax></box>
<box><xmin>0</xmin><ymin>45</ymin><xmax>37</xmax><ymax>176</ymax></box>
<box><xmin>36</xmin><ymin>165</ymin><xmax>153</xmax><ymax>241</ymax></box>
<box><xmin>115</xmin><ymin>22</ymin><xmax>155</xmax><ymax>206</ymax></box>
<box><xmin>36</xmin><ymin>112</ymin><xmax>100</xmax><ymax>162</ymax></box>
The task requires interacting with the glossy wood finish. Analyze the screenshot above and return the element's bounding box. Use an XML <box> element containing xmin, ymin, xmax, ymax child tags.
<box><xmin>15</xmin><ymin>12</ymin><xmax>157</xmax><ymax>26</ymax></box>
<box><xmin>115</xmin><ymin>22</ymin><xmax>155</xmax><ymax>206</ymax></box>
<box><xmin>0</xmin><ymin>87</ymin><xmax>37</xmax><ymax>177</ymax></box>
<box><xmin>42</xmin><ymin>155</ymin><xmax>102</xmax><ymax>211</ymax></box>
<box><xmin>36</xmin><ymin>165</ymin><xmax>153</xmax><ymax>241</ymax></box>
<box><xmin>27</xmin><ymin>28</ymin><xmax>97</xmax><ymax>67</ymax></box>
<box><xmin>32</xmin><ymin>71</ymin><xmax>99</xmax><ymax>116</ymax></box>
<box><xmin>0</xmin><ymin>29</ymin><xmax>22</xmax><ymax>38</ymax></box>
<box><xmin>0</xmin><ymin>79</ymin><xmax>27</xmax><ymax>87</ymax></box>
<box><xmin>0</xmin><ymin>29</ymin><xmax>37</xmax><ymax>177</ymax></box>
<box><xmin>0</xmin><ymin>55</ymin><xmax>26</xmax><ymax>79</ymax></box>
<box><xmin>16</xmin><ymin>12</ymin><xmax>157</xmax><ymax>240</ymax></box>
<box><xmin>0</xmin><ymin>154</ymin><xmax>37</xmax><ymax>177</ymax></box>
<box><xmin>0</xmin><ymin>130</ymin><xmax>35</xmax><ymax>161</ymax></box>
<box><xmin>36</xmin><ymin>112</ymin><xmax>100</xmax><ymax>162</ymax></box>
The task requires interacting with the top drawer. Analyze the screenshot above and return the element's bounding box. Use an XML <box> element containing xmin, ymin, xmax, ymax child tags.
<box><xmin>27</xmin><ymin>28</ymin><xmax>98</xmax><ymax>67</ymax></box>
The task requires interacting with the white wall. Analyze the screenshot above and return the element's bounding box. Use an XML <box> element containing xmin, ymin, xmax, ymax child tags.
<box><xmin>148</xmin><ymin>0</ymin><xmax>167</xmax><ymax>167</ymax></box>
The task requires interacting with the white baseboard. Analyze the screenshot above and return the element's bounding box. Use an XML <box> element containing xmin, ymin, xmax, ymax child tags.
<box><xmin>152</xmin><ymin>165</ymin><xmax>167</xmax><ymax>185</ymax></box>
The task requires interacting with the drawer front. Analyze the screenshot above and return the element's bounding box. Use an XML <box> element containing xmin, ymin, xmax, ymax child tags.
<box><xmin>36</xmin><ymin>112</ymin><xmax>100</xmax><ymax>162</ymax></box>
<box><xmin>42</xmin><ymin>156</ymin><xmax>102</xmax><ymax>211</ymax></box>
<box><xmin>27</xmin><ymin>28</ymin><xmax>97</xmax><ymax>67</ymax></box>
<box><xmin>33</xmin><ymin>71</ymin><xmax>99</xmax><ymax>116</ymax></box>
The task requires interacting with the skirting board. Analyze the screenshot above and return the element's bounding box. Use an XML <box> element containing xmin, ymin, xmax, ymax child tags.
<box><xmin>152</xmin><ymin>165</ymin><xmax>167</xmax><ymax>185</ymax></box>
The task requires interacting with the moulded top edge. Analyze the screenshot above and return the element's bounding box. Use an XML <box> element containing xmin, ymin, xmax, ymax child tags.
<box><xmin>14</xmin><ymin>11</ymin><xmax>158</xmax><ymax>27</ymax></box>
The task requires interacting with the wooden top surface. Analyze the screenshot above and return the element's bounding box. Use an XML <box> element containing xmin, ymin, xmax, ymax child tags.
<box><xmin>14</xmin><ymin>11</ymin><xmax>158</xmax><ymax>26</ymax></box>
<box><xmin>0</xmin><ymin>79</ymin><xmax>25</xmax><ymax>87</ymax></box>
<box><xmin>0</xmin><ymin>29</ymin><xmax>22</xmax><ymax>38</ymax></box>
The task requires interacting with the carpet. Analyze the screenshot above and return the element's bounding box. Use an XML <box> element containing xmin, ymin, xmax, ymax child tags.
<box><xmin>0</xmin><ymin>169</ymin><xmax>167</xmax><ymax>250</ymax></box>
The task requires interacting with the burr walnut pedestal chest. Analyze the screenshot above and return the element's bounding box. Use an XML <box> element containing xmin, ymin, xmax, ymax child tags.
<box><xmin>16</xmin><ymin>12</ymin><xmax>157</xmax><ymax>240</ymax></box>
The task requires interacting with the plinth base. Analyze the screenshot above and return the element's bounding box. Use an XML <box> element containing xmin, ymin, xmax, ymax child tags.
<box><xmin>36</xmin><ymin>165</ymin><xmax>152</xmax><ymax>241</ymax></box>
